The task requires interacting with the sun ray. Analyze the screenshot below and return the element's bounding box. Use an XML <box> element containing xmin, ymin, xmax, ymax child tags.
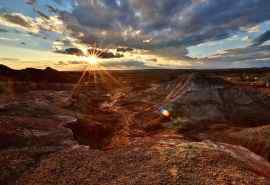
<box><xmin>71</xmin><ymin>65</ymin><xmax>89</xmax><ymax>98</ymax></box>
<box><xmin>70</xmin><ymin>43</ymin><xmax>123</xmax><ymax>104</ymax></box>
<box><xmin>98</xmin><ymin>67</ymin><xmax>123</xmax><ymax>87</ymax></box>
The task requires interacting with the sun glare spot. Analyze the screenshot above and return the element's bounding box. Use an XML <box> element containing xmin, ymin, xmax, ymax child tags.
<box><xmin>86</xmin><ymin>56</ymin><xmax>98</xmax><ymax>65</ymax></box>
<box><xmin>160</xmin><ymin>108</ymin><xmax>170</xmax><ymax>117</ymax></box>
<box><xmin>80</xmin><ymin>55</ymin><xmax>98</xmax><ymax>67</ymax></box>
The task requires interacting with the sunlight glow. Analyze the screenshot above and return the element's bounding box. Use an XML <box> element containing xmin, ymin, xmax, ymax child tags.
<box><xmin>70</xmin><ymin>46</ymin><xmax>123</xmax><ymax>99</ymax></box>
<box><xmin>82</xmin><ymin>55</ymin><xmax>98</xmax><ymax>66</ymax></box>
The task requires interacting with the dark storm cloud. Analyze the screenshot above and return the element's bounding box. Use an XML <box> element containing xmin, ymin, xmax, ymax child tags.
<box><xmin>47</xmin><ymin>5</ymin><xmax>59</xmax><ymax>14</ymax></box>
<box><xmin>55</xmin><ymin>47</ymin><xmax>84</xmax><ymax>56</ymax></box>
<box><xmin>116</xmin><ymin>47</ymin><xmax>134</xmax><ymax>52</ymax></box>
<box><xmin>176</xmin><ymin>0</ymin><xmax>270</xmax><ymax>44</ymax></box>
<box><xmin>72</xmin><ymin>0</ymin><xmax>136</xmax><ymax>29</ymax></box>
<box><xmin>55</xmin><ymin>47</ymin><xmax>124</xmax><ymax>59</ymax></box>
<box><xmin>252</xmin><ymin>30</ymin><xmax>270</xmax><ymax>47</ymax></box>
<box><xmin>56</xmin><ymin>0</ymin><xmax>270</xmax><ymax>61</ymax></box>
<box><xmin>5</xmin><ymin>0</ymin><xmax>270</xmax><ymax>51</ymax></box>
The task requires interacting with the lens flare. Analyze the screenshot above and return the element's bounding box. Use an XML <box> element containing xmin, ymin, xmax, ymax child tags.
<box><xmin>160</xmin><ymin>108</ymin><xmax>170</xmax><ymax>117</ymax></box>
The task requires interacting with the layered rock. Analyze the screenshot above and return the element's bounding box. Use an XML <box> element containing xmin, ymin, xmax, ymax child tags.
<box><xmin>166</xmin><ymin>74</ymin><xmax>270</xmax><ymax>128</ymax></box>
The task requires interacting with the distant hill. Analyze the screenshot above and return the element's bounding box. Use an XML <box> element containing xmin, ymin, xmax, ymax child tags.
<box><xmin>0</xmin><ymin>65</ymin><xmax>78</xmax><ymax>83</ymax></box>
<box><xmin>1</xmin><ymin>64</ymin><xmax>270</xmax><ymax>83</ymax></box>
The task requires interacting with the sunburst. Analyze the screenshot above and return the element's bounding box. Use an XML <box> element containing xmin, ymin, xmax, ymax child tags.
<box><xmin>81</xmin><ymin>55</ymin><xmax>98</xmax><ymax>68</ymax></box>
<box><xmin>70</xmin><ymin>46</ymin><xmax>122</xmax><ymax>99</ymax></box>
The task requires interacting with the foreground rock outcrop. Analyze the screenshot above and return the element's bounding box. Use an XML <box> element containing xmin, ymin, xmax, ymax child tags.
<box><xmin>16</xmin><ymin>137</ymin><xmax>270</xmax><ymax>185</ymax></box>
<box><xmin>1</xmin><ymin>67</ymin><xmax>270</xmax><ymax>185</ymax></box>
<box><xmin>0</xmin><ymin>90</ymin><xmax>78</xmax><ymax>185</ymax></box>
<box><xmin>192</xmin><ymin>124</ymin><xmax>270</xmax><ymax>162</ymax></box>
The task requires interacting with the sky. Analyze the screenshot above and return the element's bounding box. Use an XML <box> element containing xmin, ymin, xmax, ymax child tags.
<box><xmin>0</xmin><ymin>0</ymin><xmax>270</xmax><ymax>70</ymax></box>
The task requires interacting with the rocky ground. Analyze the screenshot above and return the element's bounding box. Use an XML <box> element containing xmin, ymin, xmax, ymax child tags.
<box><xmin>1</xmin><ymin>66</ymin><xmax>270</xmax><ymax>184</ymax></box>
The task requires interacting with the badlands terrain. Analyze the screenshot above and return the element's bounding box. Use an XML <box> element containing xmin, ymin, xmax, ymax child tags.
<box><xmin>1</xmin><ymin>64</ymin><xmax>270</xmax><ymax>184</ymax></box>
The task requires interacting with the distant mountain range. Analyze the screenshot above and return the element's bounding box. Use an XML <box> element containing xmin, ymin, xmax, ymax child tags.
<box><xmin>0</xmin><ymin>64</ymin><xmax>77</xmax><ymax>83</ymax></box>
<box><xmin>1</xmin><ymin>64</ymin><xmax>270</xmax><ymax>83</ymax></box>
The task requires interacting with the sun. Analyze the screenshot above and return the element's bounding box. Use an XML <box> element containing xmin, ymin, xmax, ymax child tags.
<box><xmin>71</xmin><ymin>48</ymin><xmax>123</xmax><ymax>99</ymax></box>
<box><xmin>80</xmin><ymin>55</ymin><xmax>98</xmax><ymax>67</ymax></box>
<box><xmin>86</xmin><ymin>55</ymin><xmax>98</xmax><ymax>65</ymax></box>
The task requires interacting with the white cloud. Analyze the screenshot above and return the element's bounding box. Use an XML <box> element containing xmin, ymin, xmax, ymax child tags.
<box><xmin>0</xmin><ymin>13</ymin><xmax>65</xmax><ymax>34</ymax></box>
<box><xmin>0</xmin><ymin>37</ymin><xmax>19</xmax><ymax>41</ymax></box>
<box><xmin>242</xmin><ymin>36</ymin><xmax>250</xmax><ymax>41</ymax></box>
<box><xmin>246</xmin><ymin>25</ymin><xmax>261</xmax><ymax>33</ymax></box>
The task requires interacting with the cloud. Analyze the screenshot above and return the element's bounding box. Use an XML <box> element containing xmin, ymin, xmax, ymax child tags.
<box><xmin>56</xmin><ymin>0</ymin><xmax>270</xmax><ymax>61</ymax></box>
<box><xmin>252</xmin><ymin>30</ymin><xmax>270</xmax><ymax>46</ymax></box>
<box><xmin>88</xmin><ymin>48</ymin><xmax>123</xmax><ymax>59</ymax></box>
<box><xmin>0</xmin><ymin>37</ymin><xmax>19</xmax><ymax>41</ymax></box>
<box><xmin>55</xmin><ymin>47</ymin><xmax>124</xmax><ymax>59</ymax></box>
<box><xmin>54</xmin><ymin>60</ymin><xmax>86</xmax><ymax>66</ymax></box>
<box><xmin>100</xmin><ymin>60</ymin><xmax>155</xmax><ymax>69</ymax></box>
<box><xmin>2</xmin><ymin>0</ymin><xmax>270</xmax><ymax>69</ymax></box>
<box><xmin>4</xmin><ymin>1</ymin><xmax>270</xmax><ymax>50</ymax></box>
<box><xmin>0</xmin><ymin>27</ymin><xmax>8</xmax><ymax>32</ymax></box>
<box><xmin>151</xmin><ymin>46</ymin><xmax>190</xmax><ymax>60</ymax></box>
<box><xmin>0</xmin><ymin>57</ymin><xmax>20</xmax><ymax>62</ymax></box>
<box><xmin>55</xmin><ymin>47</ymin><xmax>84</xmax><ymax>56</ymax></box>
<box><xmin>196</xmin><ymin>45</ymin><xmax>270</xmax><ymax>68</ymax></box>
<box><xmin>116</xmin><ymin>47</ymin><xmax>134</xmax><ymax>52</ymax></box>
<box><xmin>81</xmin><ymin>1</ymin><xmax>269</xmax><ymax>42</ymax></box>
<box><xmin>0</xmin><ymin>12</ymin><xmax>65</xmax><ymax>34</ymax></box>
<box><xmin>25</xmin><ymin>0</ymin><xmax>36</xmax><ymax>5</ymax></box>
<box><xmin>35</xmin><ymin>10</ymin><xmax>50</xmax><ymax>20</ymax></box>
<box><xmin>47</xmin><ymin>5</ymin><xmax>59</xmax><ymax>14</ymax></box>
<box><xmin>0</xmin><ymin>13</ymin><xmax>34</xmax><ymax>29</ymax></box>
<box><xmin>243</xmin><ymin>24</ymin><xmax>261</xmax><ymax>33</ymax></box>
<box><xmin>54</xmin><ymin>58</ymin><xmax>154</xmax><ymax>70</ymax></box>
